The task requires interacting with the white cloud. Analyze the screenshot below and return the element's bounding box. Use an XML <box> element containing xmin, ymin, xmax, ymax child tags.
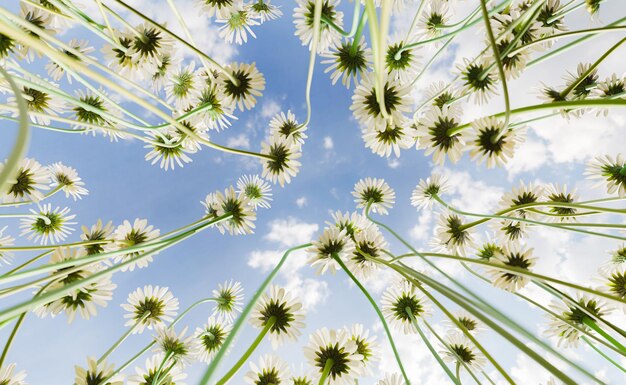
<box><xmin>264</xmin><ymin>217</ymin><xmax>319</xmax><ymax>247</ymax></box>
<box><xmin>226</xmin><ymin>134</ymin><xmax>250</xmax><ymax>149</ymax></box>
<box><xmin>261</xmin><ymin>99</ymin><xmax>281</xmax><ymax>119</ymax></box>
<box><xmin>387</xmin><ymin>158</ymin><xmax>400</xmax><ymax>169</ymax></box>
<box><xmin>439</xmin><ymin>167</ymin><xmax>504</xmax><ymax>213</ymax></box>
<box><xmin>409</xmin><ymin>210</ymin><xmax>433</xmax><ymax>241</ymax></box>
<box><xmin>296</xmin><ymin>197</ymin><xmax>308</xmax><ymax>207</ymax></box>
<box><xmin>323</xmin><ymin>136</ymin><xmax>334</xmax><ymax>149</ymax></box>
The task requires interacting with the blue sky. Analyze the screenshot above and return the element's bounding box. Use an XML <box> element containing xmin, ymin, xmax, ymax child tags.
<box><xmin>1</xmin><ymin>0</ymin><xmax>626</xmax><ymax>384</ymax></box>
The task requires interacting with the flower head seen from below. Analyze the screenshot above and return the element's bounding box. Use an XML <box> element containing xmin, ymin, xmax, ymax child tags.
<box><xmin>153</xmin><ymin>325</ymin><xmax>198</xmax><ymax>367</ymax></box>
<box><xmin>433</xmin><ymin>212</ymin><xmax>475</xmax><ymax>257</ymax></box>
<box><xmin>260</xmin><ymin>135</ymin><xmax>302</xmax><ymax>187</ymax></box>
<box><xmin>244</xmin><ymin>354</ymin><xmax>290</xmax><ymax>385</ymax></box>
<box><xmin>47</xmin><ymin>162</ymin><xmax>88</xmax><ymax>200</ymax></box>
<box><xmin>346</xmin><ymin>226</ymin><xmax>387</xmax><ymax>279</ymax></box>
<box><xmin>293</xmin><ymin>0</ymin><xmax>344</xmax><ymax>53</ymax></box>
<box><xmin>382</xmin><ymin>280</ymin><xmax>430</xmax><ymax>334</ymax></box>
<box><xmin>214</xmin><ymin>186</ymin><xmax>257</xmax><ymax>235</ymax></box>
<box><xmin>127</xmin><ymin>354</ymin><xmax>187</xmax><ymax>385</ymax></box>
<box><xmin>544</xmin><ymin>184</ymin><xmax>579</xmax><ymax>222</ymax></box>
<box><xmin>351</xmin><ymin>73</ymin><xmax>412</xmax><ymax>130</ymax></box>
<box><xmin>218</xmin><ymin>7</ymin><xmax>260</xmax><ymax>45</ymax></box>
<box><xmin>1</xmin><ymin>157</ymin><xmax>50</xmax><ymax>204</ymax></box>
<box><xmin>268</xmin><ymin>110</ymin><xmax>307</xmax><ymax>147</ymax></box>
<box><xmin>440</xmin><ymin>334</ymin><xmax>487</xmax><ymax>371</ymax></box>
<box><xmin>586</xmin><ymin>154</ymin><xmax>626</xmax><ymax>198</ymax></box>
<box><xmin>308</xmin><ymin>226</ymin><xmax>356</xmax><ymax>274</ymax></box>
<box><xmin>468</xmin><ymin>117</ymin><xmax>525</xmax><ymax>168</ymax></box>
<box><xmin>411</xmin><ymin>173</ymin><xmax>449</xmax><ymax>210</ymax></box>
<box><xmin>219</xmin><ymin>62</ymin><xmax>265</xmax><ymax>111</ymax></box>
<box><xmin>74</xmin><ymin>357</ymin><xmax>122</xmax><ymax>385</ymax></box>
<box><xmin>377</xmin><ymin>373</ymin><xmax>405</xmax><ymax>385</ymax></box>
<box><xmin>212</xmin><ymin>280</ymin><xmax>244</xmax><ymax>322</ymax></box>
<box><xmin>111</xmin><ymin>218</ymin><xmax>160</xmax><ymax>271</ymax></box>
<box><xmin>352</xmin><ymin>177</ymin><xmax>395</xmax><ymax>215</ymax></box>
<box><xmin>121</xmin><ymin>285</ymin><xmax>179</xmax><ymax>334</ymax></box>
<box><xmin>250</xmin><ymin>0</ymin><xmax>283</xmax><ymax>23</ymax></box>
<box><xmin>250</xmin><ymin>285</ymin><xmax>306</xmax><ymax>347</ymax></box>
<box><xmin>237</xmin><ymin>174</ymin><xmax>273</xmax><ymax>209</ymax></box>
<box><xmin>303</xmin><ymin>327</ymin><xmax>363</xmax><ymax>385</ymax></box>
<box><xmin>19</xmin><ymin>204</ymin><xmax>76</xmax><ymax>245</ymax></box>
<box><xmin>0</xmin><ymin>364</ymin><xmax>27</xmax><ymax>385</ymax></box>
<box><xmin>345</xmin><ymin>323</ymin><xmax>379</xmax><ymax>376</ymax></box>
<box><xmin>0</xmin><ymin>226</ymin><xmax>15</xmax><ymax>266</ymax></box>
<box><xmin>194</xmin><ymin>316</ymin><xmax>231</xmax><ymax>363</ymax></box>
<box><xmin>546</xmin><ymin>296</ymin><xmax>610</xmax><ymax>348</ymax></box>
<box><xmin>321</xmin><ymin>38</ymin><xmax>370</xmax><ymax>88</ymax></box>
<box><xmin>488</xmin><ymin>244</ymin><xmax>536</xmax><ymax>292</ymax></box>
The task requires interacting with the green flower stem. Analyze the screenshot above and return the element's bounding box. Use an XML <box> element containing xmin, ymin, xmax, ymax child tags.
<box><xmin>321</xmin><ymin>14</ymin><xmax>349</xmax><ymax>36</ymax></box>
<box><xmin>421</xmin><ymin>319</ymin><xmax>482</xmax><ymax>384</ymax></box>
<box><xmin>152</xmin><ymin>351</ymin><xmax>174</xmax><ymax>385</ymax></box>
<box><xmin>479</xmin><ymin>0</ymin><xmax>510</xmax><ymax>131</ymax></box>
<box><xmin>560</xmin><ymin>37</ymin><xmax>626</xmax><ymax>99</ymax></box>
<box><xmin>581</xmin><ymin>336</ymin><xmax>626</xmax><ymax>373</ymax></box>
<box><xmin>0</xmin><ymin>213</ymin><xmax>51</xmax><ymax>224</ymax></box>
<box><xmin>440</xmin><ymin>6</ymin><xmax>482</xmax><ymax>29</ymax></box>
<box><xmin>99</xmin><ymin>3</ymin><xmax>143</xmax><ymax>38</ymax></box>
<box><xmin>409</xmin><ymin>31</ymin><xmax>454</xmax><ymax>87</ymax></box>
<box><xmin>582</xmin><ymin>317</ymin><xmax>626</xmax><ymax>354</ymax></box>
<box><xmin>547</xmin><ymin>0</ymin><xmax>598</xmax><ymax>23</ymax></box>
<box><xmin>0</xmin><ymin>67</ymin><xmax>30</xmax><ymax>206</ymax></box>
<box><xmin>346</xmin><ymin>0</ymin><xmax>363</xmax><ymax>37</ymax></box>
<box><xmin>93</xmin><ymin>0</ymin><xmax>118</xmax><ymax>42</ymax></box>
<box><xmin>111</xmin><ymin>0</ymin><xmax>238</xmax><ymax>85</ymax></box>
<box><xmin>98</xmin><ymin>311</ymin><xmax>151</xmax><ymax>364</ymax></box>
<box><xmin>0</xmin><ymin>186</ymin><xmax>63</xmax><ymax>208</ymax></box>
<box><xmin>332</xmin><ymin>254</ymin><xmax>411</xmax><ymax>385</ymax></box>
<box><xmin>481</xmin><ymin>370</ymin><xmax>497</xmax><ymax>385</ymax></box>
<box><xmin>1</xmin><ymin>250</ymin><xmax>53</xmax><ymax>278</ymax></box>
<box><xmin>165</xmin><ymin>0</ymin><xmax>212</xmax><ymax>71</ymax></box>
<box><xmin>0</xmin><ymin>214</ymin><xmax>232</xmax><ymax>323</ymax></box>
<box><xmin>214</xmin><ymin>317</ymin><xmax>276</xmax><ymax>385</ymax></box>
<box><xmin>317</xmin><ymin>357</ymin><xmax>334</xmax><ymax>385</ymax></box>
<box><xmin>406</xmin><ymin>307</ymin><xmax>461</xmax><ymax>385</ymax></box>
<box><xmin>21</xmin><ymin>0</ymin><xmax>73</xmax><ymax>22</ymax></box>
<box><xmin>364</xmin><ymin>0</ymin><xmax>389</xmax><ymax>121</ymax></box>
<box><xmin>199</xmin><ymin>243</ymin><xmax>311</xmax><ymax>385</ymax></box>
<box><xmin>349</xmin><ymin>11</ymin><xmax>368</xmax><ymax>55</ymax></box>
<box><xmin>0</xmin><ymin>239</ymin><xmax>109</xmax><ymax>253</ymax></box>
<box><xmin>382</xmin><ymin>260</ymin><xmax>591</xmax><ymax>385</ymax></box>
<box><xmin>403</xmin><ymin>0</ymin><xmax>426</xmax><ymax>42</ymax></box>
<box><xmin>301</xmin><ymin>0</ymin><xmax>323</xmax><ymax>129</ymax></box>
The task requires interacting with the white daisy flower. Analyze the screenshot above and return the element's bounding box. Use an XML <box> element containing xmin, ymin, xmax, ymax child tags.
<box><xmin>249</xmin><ymin>0</ymin><xmax>283</xmax><ymax>23</ymax></box>
<box><xmin>321</xmin><ymin>38</ymin><xmax>371</xmax><ymax>88</ymax></box>
<box><xmin>9</xmin><ymin>75</ymin><xmax>66</xmax><ymax>126</ymax></box>
<box><xmin>0</xmin><ymin>363</ymin><xmax>27</xmax><ymax>385</ymax></box>
<box><xmin>433</xmin><ymin>212</ymin><xmax>475</xmax><ymax>257</ymax></box>
<box><xmin>303</xmin><ymin>328</ymin><xmax>363</xmax><ymax>385</ymax></box>
<box><xmin>19</xmin><ymin>204</ymin><xmax>76</xmax><ymax>245</ymax></box>
<box><xmin>422</xmin><ymin>81</ymin><xmax>463</xmax><ymax>117</ymax></box>
<box><xmin>153</xmin><ymin>325</ymin><xmax>199</xmax><ymax>367</ymax></box>
<box><xmin>129</xmin><ymin>23</ymin><xmax>174</xmax><ymax>70</ymax></box>
<box><xmin>244</xmin><ymin>354</ymin><xmax>291</xmax><ymax>385</ymax></box>
<box><xmin>600</xmin><ymin>244</ymin><xmax>626</xmax><ymax>275</ymax></box>
<box><xmin>212</xmin><ymin>280</ymin><xmax>244</xmax><ymax>322</ymax></box>
<box><xmin>45</xmin><ymin>39</ymin><xmax>95</xmax><ymax>82</ymax></box>
<box><xmin>219</xmin><ymin>62</ymin><xmax>265</xmax><ymax>111</ymax></box>
<box><xmin>328</xmin><ymin>210</ymin><xmax>371</xmax><ymax>239</ymax></box>
<box><xmin>194</xmin><ymin>316</ymin><xmax>232</xmax><ymax>363</ymax></box>
<box><xmin>537</xmin><ymin>0</ymin><xmax>568</xmax><ymax>37</ymax></box>
<box><xmin>467</xmin><ymin>117</ymin><xmax>525</xmax><ymax>168</ymax></box>
<box><xmin>352</xmin><ymin>177</ymin><xmax>395</xmax><ymax>215</ymax></box>
<box><xmin>73</xmin><ymin>89</ymin><xmax>126</xmax><ymax>141</ymax></box>
<box><xmin>1</xmin><ymin>157</ymin><xmax>51</xmax><ymax>203</ymax></box>
<box><xmin>191</xmin><ymin>84</ymin><xmax>236</xmax><ymax>131</ymax></box>
<box><xmin>440</xmin><ymin>334</ymin><xmax>487</xmax><ymax>371</ymax></box>
<box><xmin>410</xmin><ymin>173</ymin><xmax>449</xmax><ymax>210</ymax></box>
<box><xmin>498</xmin><ymin>181</ymin><xmax>544</xmax><ymax>219</ymax></box>
<box><xmin>459</xmin><ymin>58</ymin><xmax>499</xmax><ymax>105</ymax></box>
<box><xmin>445</xmin><ymin>311</ymin><xmax>485</xmax><ymax>335</ymax></box>
<box><xmin>362</xmin><ymin>116</ymin><xmax>415</xmax><ymax>158</ymax></box>
<box><xmin>268</xmin><ymin>110</ymin><xmax>307</xmax><ymax>147</ymax></box>
<box><xmin>74</xmin><ymin>357</ymin><xmax>123</xmax><ymax>385</ymax></box>
<box><xmin>415</xmin><ymin>106</ymin><xmax>467</xmax><ymax>165</ymax></box>
<box><xmin>377</xmin><ymin>373</ymin><xmax>405</xmax><ymax>385</ymax></box>
<box><xmin>18</xmin><ymin>4</ymin><xmax>57</xmax><ymax>62</ymax></box>
<box><xmin>127</xmin><ymin>354</ymin><xmax>187</xmax><ymax>385</ymax></box>
<box><xmin>111</xmin><ymin>218</ymin><xmax>160</xmax><ymax>271</ymax></box>
<box><xmin>585</xmin><ymin>154</ymin><xmax>626</xmax><ymax>198</ymax></box>
<box><xmin>345</xmin><ymin>323</ymin><xmax>379</xmax><ymax>375</ymax></box>
<box><xmin>218</xmin><ymin>6</ymin><xmax>260</xmax><ymax>45</ymax></box>
<box><xmin>47</xmin><ymin>162</ymin><xmax>88</xmax><ymax>200</ymax></box>
<box><xmin>121</xmin><ymin>285</ymin><xmax>179</xmax><ymax>334</ymax></box>
<box><xmin>260</xmin><ymin>135</ymin><xmax>302</xmax><ymax>187</ymax></box>
<box><xmin>144</xmin><ymin>129</ymin><xmax>194</xmax><ymax>171</ymax></box>
<box><xmin>493</xmin><ymin>219</ymin><xmax>528</xmax><ymax>243</ymax></box>
<box><xmin>80</xmin><ymin>219</ymin><xmax>114</xmax><ymax>256</ymax></box>
<box><xmin>382</xmin><ymin>280</ymin><xmax>431</xmax><ymax>334</ymax></box>
<box><xmin>308</xmin><ymin>226</ymin><xmax>356</xmax><ymax>274</ymax></box>
<box><xmin>385</xmin><ymin>40</ymin><xmax>420</xmax><ymax>83</ymax></box>
<box><xmin>165</xmin><ymin>61</ymin><xmax>202</xmax><ymax>110</ymax></box>
<box><xmin>293</xmin><ymin>0</ymin><xmax>344</xmax><ymax>53</ymax></box>
<box><xmin>598</xmin><ymin>269</ymin><xmax>626</xmax><ymax>313</ymax></box>
<box><xmin>543</xmin><ymin>184</ymin><xmax>579</xmax><ymax>222</ymax></box>
<box><xmin>250</xmin><ymin>285</ymin><xmax>306</xmax><ymax>348</ymax></box>
<box><xmin>487</xmin><ymin>244</ymin><xmax>536</xmax><ymax>292</ymax></box>
<box><xmin>0</xmin><ymin>226</ymin><xmax>15</xmax><ymax>266</ymax></box>
<box><xmin>196</xmin><ymin>0</ymin><xmax>239</xmax><ymax>19</ymax></box>
<box><xmin>563</xmin><ymin>63</ymin><xmax>598</xmax><ymax>104</ymax></box>
<box><xmin>418</xmin><ymin>0</ymin><xmax>451</xmax><ymax>38</ymax></box>
<box><xmin>202</xmin><ymin>192</ymin><xmax>220</xmax><ymax>218</ymax></box>
<box><xmin>102</xmin><ymin>31</ymin><xmax>144</xmax><ymax>81</ymax></box>
<box><xmin>237</xmin><ymin>174</ymin><xmax>273</xmax><ymax>209</ymax></box>
<box><xmin>346</xmin><ymin>226</ymin><xmax>387</xmax><ymax>279</ymax></box>
<box><xmin>545</xmin><ymin>296</ymin><xmax>610</xmax><ymax>348</ymax></box>
<box><xmin>214</xmin><ymin>186</ymin><xmax>257</xmax><ymax>235</ymax></box>
<box><xmin>351</xmin><ymin>72</ymin><xmax>412</xmax><ymax>131</ymax></box>
<box><xmin>486</xmin><ymin>32</ymin><xmax>530</xmax><ymax>80</ymax></box>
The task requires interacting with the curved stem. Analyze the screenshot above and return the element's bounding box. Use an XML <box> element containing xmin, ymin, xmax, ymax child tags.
<box><xmin>301</xmin><ymin>0</ymin><xmax>323</xmax><ymax>129</ymax></box>
<box><xmin>98</xmin><ymin>311</ymin><xmax>151</xmax><ymax>363</ymax></box>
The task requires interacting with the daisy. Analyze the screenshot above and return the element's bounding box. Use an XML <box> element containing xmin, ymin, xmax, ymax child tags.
<box><xmin>563</xmin><ymin>63</ymin><xmax>598</xmax><ymax>101</ymax></box>
<box><xmin>303</xmin><ymin>328</ymin><xmax>363</xmax><ymax>385</ymax></box>
<box><xmin>321</xmin><ymin>38</ymin><xmax>370</xmax><ymax>88</ymax></box>
<box><xmin>494</xmin><ymin>219</ymin><xmax>528</xmax><ymax>242</ymax></box>
<box><xmin>585</xmin><ymin>154</ymin><xmax>626</xmax><ymax>197</ymax></box>
<box><xmin>488</xmin><ymin>34</ymin><xmax>530</xmax><ymax>80</ymax></box>
<box><xmin>328</xmin><ymin>211</ymin><xmax>371</xmax><ymax>239</ymax></box>
<box><xmin>0</xmin><ymin>364</ymin><xmax>27</xmax><ymax>385</ymax></box>
<box><xmin>127</xmin><ymin>354</ymin><xmax>187</xmax><ymax>385</ymax></box>
<box><xmin>599</xmin><ymin>244</ymin><xmax>626</xmax><ymax>274</ymax></box>
<box><xmin>293</xmin><ymin>0</ymin><xmax>344</xmax><ymax>53</ymax></box>
<box><xmin>385</xmin><ymin>40</ymin><xmax>420</xmax><ymax>83</ymax></box>
<box><xmin>598</xmin><ymin>270</ymin><xmax>626</xmax><ymax>313</ymax></box>
<box><xmin>585</xmin><ymin>0</ymin><xmax>602</xmax><ymax>15</ymax></box>
<box><xmin>214</xmin><ymin>186</ymin><xmax>257</xmax><ymax>235</ymax></box>
<box><xmin>352</xmin><ymin>177</ymin><xmax>395</xmax><ymax>215</ymax></box>
<box><xmin>467</xmin><ymin>117</ymin><xmax>525</xmax><ymax>168</ymax></box>
<box><xmin>0</xmin><ymin>226</ymin><xmax>15</xmax><ymax>266</ymax></box>
<box><xmin>382</xmin><ymin>280</ymin><xmax>431</xmax><ymax>334</ymax></box>
<box><xmin>169</xmin><ymin>119</ymin><xmax>209</xmax><ymax>153</ymax></box>
<box><xmin>144</xmin><ymin>129</ymin><xmax>194</xmax><ymax>171</ymax></box>
<box><xmin>423</xmin><ymin>81</ymin><xmax>463</xmax><ymax>117</ymax></box>
<box><xmin>445</xmin><ymin>311</ymin><xmax>484</xmax><ymax>335</ymax></box>
<box><xmin>249</xmin><ymin>0</ymin><xmax>283</xmax><ymax>23</ymax></box>
<box><xmin>191</xmin><ymin>84</ymin><xmax>236</xmax><ymax>131</ymax></box>
<box><xmin>345</xmin><ymin>324</ymin><xmax>379</xmax><ymax>375</ymax></box>
<box><xmin>197</xmin><ymin>0</ymin><xmax>239</xmax><ymax>19</ymax></box>
<box><xmin>418</xmin><ymin>0</ymin><xmax>450</xmax><ymax>38</ymax></box>
<box><xmin>377</xmin><ymin>373</ymin><xmax>405</xmax><ymax>385</ymax></box>
<box><xmin>346</xmin><ymin>226</ymin><xmax>387</xmax><ymax>279</ymax></box>
<box><xmin>537</xmin><ymin>0</ymin><xmax>568</xmax><ymax>37</ymax></box>
<box><xmin>474</xmin><ymin>238</ymin><xmax>505</xmax><ymax>260</ymax></box>
<box><xmin>130</xmin><ymin>23</ymin><xmax>174</xmax><ymax>69</ymax></box>
<box><xmin>121</xmin><ymin>285</ymin><xmax>179</xmax><ymax>334</ymax></box>
<box><xmin>212</xmin><ymin>280</ymin><xmax>244</xmax><ymax>322</ymax></box>
<box><xmin>19</xmin><ymin>204</ymin><xmax>76</xmax><ymax>245</ymax></box>
<box><xmin>237</xmin><ymin>174</ymin><xmax>273</xmax><ymax>209</ymax></box>
<box><xmin>47</xmin><ymin>162</ymin><xmax>88</xmax><ymax>200</ymax></box>
<box><xmin>74</xmin><ymin>357</ymin><xmax>123</xmax><ymax>385</ymax></box>
<box><xmin>153</xmin><ymin>326</ymin><xmax>199</xmax><ymax>367</ymax></box>
<box><xmin>543</xmin><ymin>184</ymin><xmax>578</xmax><ymax>222</ymax></box>
<box><xmin>268</xmin><ymin>110</ymin><xmax>307</xmax><ymax>147</ymax></box>
<box><xmin>415</xmin><ymin>106</ymin><xmax>467</xmax><ymax>165</ymax></box>
<box><xmin>499</xmin><ymin>181</ymin><xmax>544</xmax><ymax>219</ymax></box>
<box><xmin>218</xmin><ymin>7</ymin><xmax>260</xmax><ymax>45</ymax></box>
<box><xmin>291</xmin><ymin>376</ymin><xmax>315</xmax><ymax>385</ymax></box>
<box><xmin>362</xmin><ymin>116</ymin><xmax>415</xmax><ymax>158</ymax></box>
<box><xmin>493</xmin><ymin>9</ymin><xmax>542</xmax><ymax>49</ymax></box>
<box><xmin>18</xmin><ymin>4</ymin><xmax>57</xmax><ymax>62</ymax></box>
<box><xmin>45</xmin><ymin>39</ymin><xmax>95</xmax><ymax>82</ymax></box>
<box><xmin>0</xmin><ymin>32</ymin><xmax>15</xmax><ymax>59</ymax></box>
<box><xmin>202</xmin><ymin>192</ymin><xmax>221</xmax><ymax>219</ymax></box>
<box><xmin>411</xmin><ymin>173</ymin><xmax>449</xmax><ymax>210</ymax></box>
<box><xmin>194</xmin><ymin>316</ymin><xmax>232</xmax><ymax>363</ymax></box>
<box><xmin>546</xmin><ymin>296</ymin><xmax>610</xmax><ymax>348</ymax></box>
<box><xmin>9</xmin><ymin>76</ymin><xmax>66</xmax><ymax>126</ymax></box>
<box><xmin>102</xmin><ymin>31</ymin><xmax>144</xmax><ymax>80</ymax></box>
<box><xmin>1</xmin><ymin>157</ymin><xmax>50</xmax><ymax>203</ymax></box>
<box><xmin>111</xmin><ymin>218</ymin><xmax>161</xmax><ymax>271</ymax></box>
<box><xmin>165</xmin><ymin>62</ymin><xmax>202</xmax><ymax>110</ymax></box>
<box><xmin>592</xmin><ymin>74</ymin><xmax>625</xmax><ymax>116</ymax></box>
<box><xmin>250</xmin><ymin>285</ymin><xmax>306</xmax><ymax>348</ymax></box>
<box><xmin>440</xmin><ymin>334</ymin><xmax>487</xmax><ymax>371</ymax></box>
<box><xmin>73</xmin><ymin>89</ymin><xmax>126</xmax><ymax>141</ymax></box>
<box><xmin>260</xmin><ymin>135</ymin><xmax>302</xmax><ymax>187</ymax></box>
<box><xmin>433</xmin><ymin>212</ymin><xmax>475</xmax><ymax>257</ymax></box>
<box><xmin>487</xmin><ymin>244</ymin><xmax>536</xmax><ymax>292</ymax></box>
<box><xmin>459</xmin><ymin>58</ymin><xmax>499</xmax><ymax>104</ymax></box>
<box><xmin>219</xmin><ymin>62</ymin><xmax>265</xmax><ymax>111</ymax></box>
<box><xmin>307</xmin><ymin>226</ymin><xmax>356</xmax><ymax>274</ymax></box>
<box><xmin>244</xmin><ymin>354</ymin><xmax>291</xmax><ymax>385</ymax></box>
<box><xmin>351</xmin><ymin>72</ymin><xmax>412</xmax><ymax>130</ymax></box>
<box><xmin>80</xmin><ymin>219</ymin><xmax>114</xmax><ymax>255</ymax></box>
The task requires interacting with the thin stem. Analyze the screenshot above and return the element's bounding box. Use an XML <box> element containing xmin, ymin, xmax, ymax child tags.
<box><xmin>583</xmin><ymin>317</ymin><xmax>626</xmax><ymax>354</ymax></box>
<box><xmin>98</xmin><ymin>311</ymin><xmax>151</xmax><ymax>363</ymax></box>
<box><xmin>0</xmin><ymin>186</ymin><xmax>62</xmax><ymax>207</ymax></box>
<box><xmin>2</xmin><ymin>250</ymin><xmax>54</xmax><ymax>277</ymax></box>
<box><xmin>301</xmin><ymin>0</ymin><xmax>323</xmax><ymax>129</ymax></box>
<box><xmin>581</xmin><ymin>336</ymin><xmax>626</xmax><ymax>373</ymax></box>
<box><xmin>349</xmin><ymin>11</ymin><xmax>368</xmax><ymax>55</ymax></box>
<box><xmin>214</xmin><ymin>317</ymin><xmax>276</xmax><ymax>385</ymax></box>
<box><xmin>0</xmin><ymin>312</ymin><xmax>25</xmax><ymax>368</ymax></box>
